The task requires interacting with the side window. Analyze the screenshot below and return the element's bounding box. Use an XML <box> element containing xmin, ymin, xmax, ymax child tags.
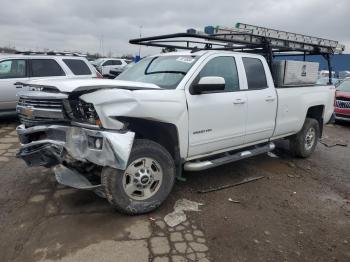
<box><xmin>63</xmin><ymin>59</ymin><xmax>92</xmax><ymax>75</ymax></box>
<box><xmin>198</xmin><ymin>56</ymin><xmax>240</xmax><ymax>92</ymax></box>
<box><xmin>0</xmin><ymin>59</ymin><xmax>26</xmax><ymax>79</ymax></box>
<box><xmin>31</xmin><ymin>59</ymin><xmax>65</xmax><ymax>77</ymax></box>
<box><xmin>242</xmin><ymin>57</ymin><xmax>268</xmax><ymax>90</ymax></box>
<box><xmin>113</xmin><ymin>60</ymin><xmax>122</xmax><ymax>65</ymax></box>
<box><xmin>103</xmin><ymin>60</ymin><xmax>113</xmax><ymax>66</ymax></box>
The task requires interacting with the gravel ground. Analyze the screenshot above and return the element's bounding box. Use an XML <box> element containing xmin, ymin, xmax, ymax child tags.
<box><xmin>0</xmin><ymin>118</ymin><xmax>349</xmax><ymax>262</ymax></box>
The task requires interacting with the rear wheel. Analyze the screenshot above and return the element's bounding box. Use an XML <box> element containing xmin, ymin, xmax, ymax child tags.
<box><xmin>102</xmin><ymin>139</ymin><xmax>175</xmax><ymax>215</ymax></box>
<box><xmin>289</xmin><ymin>118</ymin><xmax>320</xmax><ymax>158</ymax></box>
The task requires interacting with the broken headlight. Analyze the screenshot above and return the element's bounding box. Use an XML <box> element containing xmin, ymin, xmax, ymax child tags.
<box><xmin>69</xmin><ymin>99</ymin><xmax>101</xmax><ymax>126</ymax></box>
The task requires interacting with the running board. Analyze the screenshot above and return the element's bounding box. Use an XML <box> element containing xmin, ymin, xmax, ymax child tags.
<box><xmin>184</xmin><ymin>142</ymin><xmax>275</xmax><ymax>172</ymax></box>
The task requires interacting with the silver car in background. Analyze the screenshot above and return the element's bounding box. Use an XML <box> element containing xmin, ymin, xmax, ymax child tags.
<box><xmin>0</xmin><ymin>52</ymin><xmax>100</xmax><ymax>116</ymax></box>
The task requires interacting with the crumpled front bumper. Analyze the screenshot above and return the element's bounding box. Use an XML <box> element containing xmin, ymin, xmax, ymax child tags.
<box><xmin>16</xmin><ymin>124</ymin><xmax>135</xmax><ymax>170</ymax></box>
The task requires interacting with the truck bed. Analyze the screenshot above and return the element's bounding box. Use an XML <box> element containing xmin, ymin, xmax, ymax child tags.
<box><xmin>272</xmin><ymin>85</ymin><xmax>335</xmax><ymax>139</ymax></box>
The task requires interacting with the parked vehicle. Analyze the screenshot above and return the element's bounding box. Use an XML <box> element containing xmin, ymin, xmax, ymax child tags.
<box><xmin>0</xmin><ymin>52</ymin><xmax>100</xmax><ymax>116</ymax></box>
<box><xmin>15</xmin><ymin>24</ymin><xmax>339</xmax><ymax>214</ymax></box>
<box><xmin>339</xmin><ymin>71</ymin><xmax>350</xmax><ymax>79</ymax></box>
<box><xmin>319</xmin><ymin>70</ymin><xmax>336</xmax><ymax>78</ymax></box>
<box><xmin>334</xmin><ymin>79</ymin><xmax>350</xmax><ymax>121</ymax></box>
<box><xmin>92</xmin><ymin>58</ymin><xmax>131</xmax><ymax>78</ymax></box>
<box><xmin>316</xmin><ymin>77</ymin><xmax>340</xmax><ymax>86</ymax></box>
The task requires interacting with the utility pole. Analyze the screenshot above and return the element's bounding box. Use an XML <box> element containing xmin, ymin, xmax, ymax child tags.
<box><xmin>138</xmin><ymin>26</ymin><xmax>143</xmax><ymax>57</ymax></box>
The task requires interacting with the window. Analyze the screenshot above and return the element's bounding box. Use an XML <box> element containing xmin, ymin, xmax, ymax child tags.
<box><xmin>336</xmin><ymin>80</ymin><xmax>350</xmax><ymax>92</ymax></box>
<box><xmin>112</xmin><ymin>60</ymin><xmax>122</xmax><ymax>65</ymax></box>
<box><xmin>243</xmin><ymin>57</ymin><xmax>268</xmax><ymax>89</ymax></box>
<box><xmin>103</xmin><ymin>60</ymin><xmax>123</xmax><ymax>66</ymax></box>
<box><xmin>103</xmin><ymin>60</ymin><xmax>113</xmax><ymax>66</ymax></box>
<box><xmin>63</xmin><ymin>59</ymin><xmax>92</xmax><ymax>75</ymax></box>
<box><xmin>0</xmin><ymin>59</ymin><xmax>26</xmax><ymax>79</ymax></box>
<box><xmin>198</xmin><ymin>56</ymin><xmax>240</xmax><ymax>92</ymax></box>
<box><xmin>31</xmin><ymin>59</ymin><xmax>65</xmax><ymax>77</ymax></box>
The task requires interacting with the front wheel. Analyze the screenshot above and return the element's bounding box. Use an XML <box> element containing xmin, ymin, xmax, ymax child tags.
<box><xmin>289</xmin><ymin>118</ymin><xmax>320</xmax><ymax>158</ymax></box>
<box><xmin>102</xmin><ymin>139</ymin><xmax>176</xmax><ymax>215</ymax></box>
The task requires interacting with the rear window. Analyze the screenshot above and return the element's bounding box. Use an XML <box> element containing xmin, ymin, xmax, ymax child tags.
<box><xmin>31</xmin><ymin>59</ymin><xmax>65</xmax><ymax>77</ymax></box>
<box><xmin>63</xmin><ymin>59</ymin><xmax>92</xmax><ymax>75</ymax></box>
<box><xmin>243</xmin><ymin>57</ymin><xmax>268</xmax><ymax>90</ymax></box>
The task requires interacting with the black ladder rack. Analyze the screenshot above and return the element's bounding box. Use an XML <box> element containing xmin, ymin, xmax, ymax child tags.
<box><xmin>129</xmin><ymin>23</ymin><xmax>345</xmax><ymax>84</ymax></box>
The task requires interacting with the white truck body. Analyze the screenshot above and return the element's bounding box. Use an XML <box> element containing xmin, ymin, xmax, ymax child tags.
<box><xmin>21</xmin><ymin>51</ymin><xmax>334</xmax><ymax>160</ymax></box>
<box><xmin>15</xmin><ymin>50</ymin><xmax>335</xmax><ymax>214</ymax></box>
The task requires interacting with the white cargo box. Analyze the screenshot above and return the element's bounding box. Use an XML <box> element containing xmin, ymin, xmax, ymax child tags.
<box><xmin>272</xmin><ymin>60</ymin><xmax>319</xmax><ymax>87</ymax></box>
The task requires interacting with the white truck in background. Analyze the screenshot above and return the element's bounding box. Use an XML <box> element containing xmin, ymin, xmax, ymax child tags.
<box><xmin>15</xmin><ymin>24</ymin><xmax>340</xmax><ymax>214</ymax></box>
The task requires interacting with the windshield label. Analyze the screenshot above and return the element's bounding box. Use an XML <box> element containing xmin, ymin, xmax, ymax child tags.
<box><xmin>176</xmin><ymin>57</ymin><xmax>195</xmax><ymax>64</ymax></box>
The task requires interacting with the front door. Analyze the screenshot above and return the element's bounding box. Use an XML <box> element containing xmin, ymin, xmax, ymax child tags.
<box><xmin>186</xmin><ymin>55</ymin><xmax>247</xmax><ymax>157</ymax></box>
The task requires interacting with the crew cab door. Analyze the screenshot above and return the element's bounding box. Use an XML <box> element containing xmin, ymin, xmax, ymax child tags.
<box><xmin>242</xmin><ymin>57</ymin><xmax>277</xmax><ymax>143</ymax></box>
<box><xmin>186</xmin><ymin>55</ymin><xmax>247</xmax><ymax>157</ymax></box>
<box><xmin>0</xmin><ymin>59</ymin><xmax>29</xmax><ymax>111</ymax></box>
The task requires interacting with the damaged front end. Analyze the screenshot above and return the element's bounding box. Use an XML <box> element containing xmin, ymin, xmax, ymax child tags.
<box><xmin>16</xmin><ymin>89</ymin><xmax>135</xmax><ymax>191</ymax></box>
<box><xmin>17</xmin><ymin>124</ymin><xmax>134</xmax><ymax>189</ymax></box>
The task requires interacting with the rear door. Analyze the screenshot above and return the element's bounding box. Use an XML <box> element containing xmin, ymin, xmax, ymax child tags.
<box><xmin>242</xmin><ymin>57</ymin><xmax>277</xmax><ymax>144</ymax></box>
<box><xmin>29</xmin><ymin>59</ymin><xmax>66</xmax><ymax>80</ymax></box>
<box><xmin>102</xmin><ymin>60</ymin><xmax>122</xmax><ymax>75</ymax></box>
<box><xmin>186</xmin><ymin>55</ymin><xmax>247</xmax><ymax>157</ymax></box>
<box><xmin>0</xmin><ymin>59</ymin><xmax>29</xmax><ymax>111</ymax></box>
<box><xmin>110</xmin><ymin>60</ymin><xmax>125</xmax><ymax>73</ymax></box>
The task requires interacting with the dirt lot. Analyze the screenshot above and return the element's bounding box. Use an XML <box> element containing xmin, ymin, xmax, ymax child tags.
<box><xmin>0</xmin><ymin>118</ymin><xmax>349</xmax><ymax>262</ymax></box>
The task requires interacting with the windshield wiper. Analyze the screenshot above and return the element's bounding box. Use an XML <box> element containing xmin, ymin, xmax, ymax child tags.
<box><xmin>145</xmin><ymin>70</ymin><xmax>186</xmax><ymax>75</ymax></box>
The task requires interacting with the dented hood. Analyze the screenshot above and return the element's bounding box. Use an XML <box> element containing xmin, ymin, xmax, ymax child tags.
<box><xmin>24</xmin><ymin>78</ymin><xmax>161</xmax><ymax>93</ymax></box>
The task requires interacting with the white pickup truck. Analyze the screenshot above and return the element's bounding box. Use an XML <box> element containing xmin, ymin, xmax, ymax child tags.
<box><xmin>16</xmin><ymin>50</ymin><xmax>335</xmax><ymax>214</ymax></box>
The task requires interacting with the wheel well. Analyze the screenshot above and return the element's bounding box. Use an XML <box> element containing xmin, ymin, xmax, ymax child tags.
<box><xmin>306</xmin><ymin>105</ymin><xmax>324</xmax><ymax>137</ymax></box>
<box><xmin>118</xmin><ymin>117</ymin><xmax>180</xmax><ymax>161</ymax></box>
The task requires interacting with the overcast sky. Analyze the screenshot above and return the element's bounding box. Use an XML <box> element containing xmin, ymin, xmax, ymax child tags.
<box><xmin>0</xmin><ymin>0</ymin><xmax>349</xmax><ymax>56</ymax></box>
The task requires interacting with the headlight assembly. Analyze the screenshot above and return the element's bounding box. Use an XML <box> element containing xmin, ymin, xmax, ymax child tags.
<box><xmin>69</xmin><ymin>99</ymin><xmax>101</xmax><ymax>126</ymax></box>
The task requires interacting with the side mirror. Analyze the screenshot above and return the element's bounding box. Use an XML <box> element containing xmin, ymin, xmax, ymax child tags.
<box><xmin>191</xmin><ymin>76</ymin><xmax>225</xmax><ymax>95</ymax></box>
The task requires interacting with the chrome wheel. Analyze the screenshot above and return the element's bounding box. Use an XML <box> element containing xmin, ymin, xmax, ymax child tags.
<box><xmin>122</xmin><ymin>157</ymin><xmax>163</xmax><ymax>200</ymax></box>
<box><xmin>305</xmin><ymin>127</ymin><xmax>316</xmax><ymax>151</ymax></box>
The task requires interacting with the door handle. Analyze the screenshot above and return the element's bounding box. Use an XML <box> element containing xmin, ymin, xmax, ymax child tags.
<box><xmin>265</xmin><ymin>96</ymin><xmax>275</xmax><ymax>102</ymax></box>
<box><xmin>233</xmin><ymin>99</ymin><xmax>245</xmax><ymax>105</ymax></box>
<box><xmin>14</xmin><ymin>82</ymin><xmax>24</xmax><ymax>89</ymax></box>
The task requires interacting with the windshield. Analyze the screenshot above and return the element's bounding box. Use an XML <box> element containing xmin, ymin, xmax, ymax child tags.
<box><xmin>337</xmin><ymin>80</ymin><xmax>350</xmax><ymax>92</ymax></box>
<box><xmin>117</xmin><ymin>55</ymin><xmax>198</xmax><ymax>89</ymax></box>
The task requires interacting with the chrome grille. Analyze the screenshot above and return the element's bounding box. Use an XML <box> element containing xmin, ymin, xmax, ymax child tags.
<box><xmin>335</xmin><ymin>100</ymin><xmax>350</xmax><ymax>109</ymax></box>
<box><xmin>18</xmin><ymin>98</ymin><xmax>63</xmax><ymax>109</ymax></box>
<box><xmin>17</xmin><ymin>91</ymin><xmax>69</xmax><ymax>127</ymax></box>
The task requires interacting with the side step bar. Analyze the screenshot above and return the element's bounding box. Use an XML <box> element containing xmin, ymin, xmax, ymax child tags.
<box><xmin>184</xmin><ymin>142</ymin><xmax>275</xmax><ymax>172</ymax></box>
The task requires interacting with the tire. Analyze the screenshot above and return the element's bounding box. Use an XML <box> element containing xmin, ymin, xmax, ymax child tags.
<box><xmin>289</xmin><ymin>118</ymin><xmax>320</xmax><ymax>158</ymax></box>
<box><xmin>102</xmin><ymin>139</ymin><xmax>176</xmax><ymax>215</ymax></box>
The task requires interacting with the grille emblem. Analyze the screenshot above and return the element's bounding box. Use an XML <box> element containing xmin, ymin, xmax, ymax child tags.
<box><xmin>23</xmin><ymin>107</ymin><xmax>34</xmax><ymax>117</ymax></box>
